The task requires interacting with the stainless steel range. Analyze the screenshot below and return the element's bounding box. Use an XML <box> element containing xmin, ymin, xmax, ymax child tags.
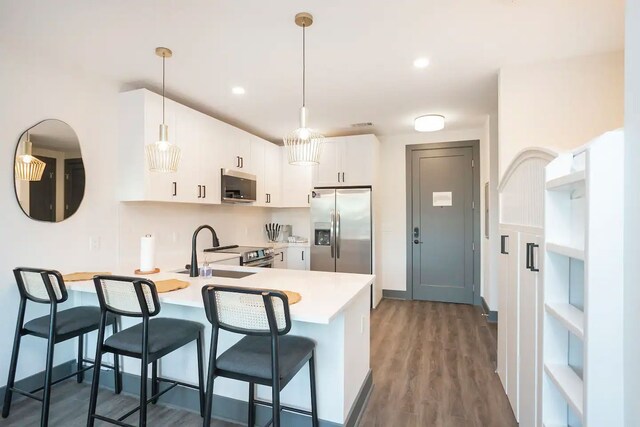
<box><xmin>204</xmin><ymin>245</ymin><xmax>275</xmax><ymax>267</ymax></box>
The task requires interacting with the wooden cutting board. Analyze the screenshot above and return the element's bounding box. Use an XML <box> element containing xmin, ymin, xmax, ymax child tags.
<box><xmin>63</xmin><ymin>272</ymin><xmax>112</xmax><ymax>282</ymax></box>
<box><xmin>282</xmin><ymin>290</ymin><xmax>301</xmax><ymax>305</ymax></box>
<box><xmin>155</xmin><ymin>279</ymin><xmax>190</xmax><ymax>293</ymax></box>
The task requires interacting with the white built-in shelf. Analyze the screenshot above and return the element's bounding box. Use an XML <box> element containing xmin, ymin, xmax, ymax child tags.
<box><xmin>545</xmin><ymin>303</ymin><xmax>584</xmax><ymax>340</ymax></box>
<box><xmin>546</xmin><ymin>242</ymin><xmax>585</xmax><ymax>261</ymax></box>
<box><xmin>544</xmin><ymin>364</ymin><xmax>584</xmax><ymax>421</ymax></box>
<box><xmin>546</xmin><ymin>170</ymin><xmax>586</xmax><ymax>192</ymax></box>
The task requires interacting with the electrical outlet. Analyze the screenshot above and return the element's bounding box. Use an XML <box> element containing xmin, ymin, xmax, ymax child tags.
<box><xmin>89</xmin><ymin>236</ymin><xmax>101</xmax><ymax>252</ymax></box>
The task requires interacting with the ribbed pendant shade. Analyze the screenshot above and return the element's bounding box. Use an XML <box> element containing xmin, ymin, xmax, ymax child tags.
<box><xmin>15</xmin><ymin>138</ymin><xmax>46</xmax><ymax>181</ymax></box>
<box><xmin>15</xmin><ymin>155</ymin><xmax>46</xmax><ymax>181</ymax></box>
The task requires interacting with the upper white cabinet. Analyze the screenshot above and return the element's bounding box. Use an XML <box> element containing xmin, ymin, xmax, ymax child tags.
<box><xmin>263</xmin><ymin>143</ymin><xmax>281</xmax><ymax>206</ymax></box>
<box><xmin>312</xmin><ymin>135</ymin><xmax>378</xmax><ymax>187</ymax></box>
<box><xmin>219</xmin><ymin>125</ymin><xmax>251</xmax><ymax>171</ymax></box>
<box><xmin>279</xmin><ymin>149</ymin><xmax>312</xmax><ymax>207</ymax></box>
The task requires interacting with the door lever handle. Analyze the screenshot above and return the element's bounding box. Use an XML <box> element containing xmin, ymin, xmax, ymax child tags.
<box><xmin>413</xmin><ymin>240</ymin><xmax>423</xmax><ymax>244</ymax></box>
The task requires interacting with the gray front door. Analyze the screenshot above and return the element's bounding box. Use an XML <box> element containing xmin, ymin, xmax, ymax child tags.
<box><xmin>411</xmin><ymin>147</ymin><xmax>475</xmax><ymax>303</ymax></box>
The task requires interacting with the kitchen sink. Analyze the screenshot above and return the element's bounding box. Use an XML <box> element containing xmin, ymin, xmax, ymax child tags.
<box><xmin>173</xmin><ymin>269</ymin><xmax>256</xmax><ymax>279</ymax></box>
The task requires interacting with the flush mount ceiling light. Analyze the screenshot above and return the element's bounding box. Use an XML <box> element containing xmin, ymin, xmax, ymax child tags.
<box><xmin>146</xmin><ymin>47</ymin><xmax>181</xmax><ymax>173</ymax></box>
<box><xmin>413</xmin><ymin>57</ymin><xmax>430</xmax><ymax>69</ymax></box>
<box><xmin>15</xmin><ymin>132</ymin><xmax>46</xmax><ymax>181</ymax></box>
<box><xmin>283</xmin><ymin>12</ymin><xmax>324</xmax><ymax>166</ymax></box>
<box><xmin>232</xmin><ymin>86</ymin><xmax>246</xmax><ymax>95</ymax></box>
<box><xmin>415</xmin><ymin>115</ymin><xmax>445</xmax><ymax>132</ymax></box>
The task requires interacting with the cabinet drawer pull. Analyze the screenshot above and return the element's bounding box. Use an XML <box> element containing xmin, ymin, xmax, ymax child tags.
<box><xmin>240</xmin><ymin>157</ymin><xmax>244</xmax><ymax>168</ymax></box>
<box><xmin>500</xmin><ymin>235</ymin><xmax>509</xmax><ymax>254</ymax></box>
<box><xmin>198</xmin><ymin>185</ymin><xmax>202</xmax><ymax>198</ymax></box>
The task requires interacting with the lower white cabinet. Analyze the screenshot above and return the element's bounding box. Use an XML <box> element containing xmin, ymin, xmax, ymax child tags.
<box><xmin>286</xmin><ymin>247</ymin><xmax>309</xmax><ymax>270</ymax></box>
<box><xmin>498</xmin><ymin>227</ymin><xmax>542</xmax><ymax>427</ymax></box>
<box><xmin>273</xmin><ymin>248</ymin><xmax>287</xmax><ymax>269</ymax></box>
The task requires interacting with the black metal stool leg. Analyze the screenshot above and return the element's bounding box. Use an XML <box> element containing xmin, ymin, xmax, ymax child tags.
<box><xmin>77</xmin><ymin>334</ymin><xmax>84</xmax><ymax>383</ymax></box>
<box><xmin>140</xmin><ymin>340</ymin><xmax>149</xmax><ymax>427</ymax></box>
<box><xmin>40</xmin><ymin>310</ymin><xmax>57</xmax><ymax>427</ymax></box>
<box><xmin>2</xmin><ymin>299</ymin><xmax>26</xmax><ymax>419</ymax></box>
<box><xmin>111</xmin><ymin>320</ymin><xmax>122</xmax><ymax>394</ymax></box>
<box><xmin>151</xmin><ymin>362</ymin><xmax>159</xmax><ymax>404</ymax></box>
<box><xmin>87</xmin><ymin>314</ymin><xmax>107</xmax><ymax>427</ymax></box>
<box><xmin>309</xmin><ymin>352</ymin><xmax>319</xmax><ymax>427</ymax></box>
<box><xmin>272</xmin><ymin>380</ymin><xmax>281</xmax><ymax>427</ymax></box>
<box><xmin>196</xmin><ymin>331</ymin><xmax>206</xmax><ymax>417</ymax></box>
<box><xmin>248</xmin><ymin>383</ymin><xmax>255</xmax><ymax>427</ymax></box>
<box><xmin>203</xmin><ymin>336</ymin><xmax>217</xmax><ymax>427</ymax></box>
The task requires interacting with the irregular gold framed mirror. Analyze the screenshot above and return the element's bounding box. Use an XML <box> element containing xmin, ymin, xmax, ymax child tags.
<box><xmin>14</xmin><ymin>119</ymin><xmax>85</xmax><ymax>222</ymax></box>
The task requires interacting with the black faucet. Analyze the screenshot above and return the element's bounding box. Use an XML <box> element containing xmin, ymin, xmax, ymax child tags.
<box><xmin>190</xmin><ymin>225</ymin><xmax>220</xmax><ymax>277</ymax></box>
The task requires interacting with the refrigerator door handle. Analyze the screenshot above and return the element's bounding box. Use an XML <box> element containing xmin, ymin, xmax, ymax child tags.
<box><xmin>330</xmin><ymin>210</ymin><xmax>336</xmax><ymax>259</ymax></box>
<box><xmin>336</xmin><ymin>211</ymin><xmax>341</xmax><ymax>259</ymax></box>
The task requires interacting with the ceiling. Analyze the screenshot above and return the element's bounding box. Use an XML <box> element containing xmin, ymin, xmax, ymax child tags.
<box><xmin>0</xmin><ymin>0</ymin><xmax>624</xmax><ymax>142</ymax></box>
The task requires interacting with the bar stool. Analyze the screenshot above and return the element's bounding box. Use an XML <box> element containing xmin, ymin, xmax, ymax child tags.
<box><xmin>87</xmin><ymin>275</ymin><xmax>206</xmax><ymax>427</ymax></box>
<box><xmin>201</xmin><ymin>285</ymin><xmax>318</xmax><ymax>427</ymax></box>
<box><xmin>2</xmin><ymin>267</ymin><xmax>121</xmax><ymax>427</ymax></box>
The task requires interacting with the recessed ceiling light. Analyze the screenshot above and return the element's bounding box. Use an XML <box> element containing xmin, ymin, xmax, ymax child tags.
<box><xmin>231</xmin><ymin>86</ymin><xmax>245</xmax><ymax>95</ymax></box>
<box><xmin>413</xmin><ymin>57</ymin><xmax>430</xmax><ymax>69</ymax></box>
<box><xmin>415</xmin><ymin>115</ymin><xmax>445</xmax><ymax>132</ymax></box>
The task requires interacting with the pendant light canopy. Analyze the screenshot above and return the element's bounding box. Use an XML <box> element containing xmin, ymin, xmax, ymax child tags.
<box><xmin>146</xmin><ymin>47</ymin><xmax>181</xmax><ymax>173</ymax></box>
<box><xmin>15</xmin><ymin>132</ymin><xmax>46</xmax><ymax>181</ymax></box>
<box><xmin>283</xmin><ymin>12</ymin><xmax>324</xmax><ymax>166</ymax></box>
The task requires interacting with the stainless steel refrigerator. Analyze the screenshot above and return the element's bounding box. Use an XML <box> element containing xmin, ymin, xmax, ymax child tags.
<box><xmin>310</xmin><ymin>187</ymin><xmax>372</xmax><ymax>274</ymax></box>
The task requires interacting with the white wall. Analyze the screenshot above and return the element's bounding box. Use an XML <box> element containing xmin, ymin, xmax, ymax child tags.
<box><xmin>624</xmin><ymin>0</ymin><xmax>640</xmax><ymax>424</ymax></box>
<box><xmin>378</xmin><ymin>126</ymin><xmax>497</xmax><ymax>308</ymax></box>
<box><xmin>498</xmin><ymin>51</ymin><xmax>624</xmax><ymax>180</ymax></box>
<box><xmin>0</xmin><ymin>47</ymin><xmax>120</xmax><ymax>384</ymax></box>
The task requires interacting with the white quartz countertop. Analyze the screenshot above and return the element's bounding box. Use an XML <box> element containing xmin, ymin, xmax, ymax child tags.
<box><xmin>67</xmin><ymin>265</ymin><xmax>374</xmax><ymax>325</ymax></box>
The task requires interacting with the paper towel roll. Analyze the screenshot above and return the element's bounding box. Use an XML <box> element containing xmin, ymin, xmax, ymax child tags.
<box><xmin>140</xmin><ymin>235</ymin><xmax>156</xmax><ymax>272</ymax></box>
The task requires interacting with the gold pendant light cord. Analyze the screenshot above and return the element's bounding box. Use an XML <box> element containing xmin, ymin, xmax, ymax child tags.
<box><xmin>302</xmin><ymin>23</ymin><xmax>306</xmax><ymax>108</ymax></box>
<box><xmin>162</xmin><ymin>54</ymin><xmax>166</xmax><ymax>125</ymax></box>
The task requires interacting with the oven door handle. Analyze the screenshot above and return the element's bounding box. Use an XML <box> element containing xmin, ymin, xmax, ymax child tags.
<box><xmin>245</xmin><ymin>258</ymin><xmax>274</xmax><ymax>268</ymax></box>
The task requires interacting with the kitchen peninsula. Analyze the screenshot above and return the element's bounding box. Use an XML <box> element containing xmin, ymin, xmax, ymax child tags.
<box><xmin>66</xmin><ymin>264</ymin><xmax>374</xmax><ymax>426</ymax></box>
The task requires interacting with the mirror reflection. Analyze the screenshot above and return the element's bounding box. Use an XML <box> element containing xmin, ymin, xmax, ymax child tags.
<box><xmin>14</xmin><ymin>120</ymin><xmax>85</xmax><ymax>222</ymax></box>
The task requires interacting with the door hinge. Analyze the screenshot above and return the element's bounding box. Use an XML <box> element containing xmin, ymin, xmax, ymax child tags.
<box><xmin>472</xmin><ymin>201</ymin><xmax>475</xmax><ymax>210</ymax></box>
<box><xmin>471</xmin><ymin>159</ymin><xmax>474</xmax><ymax>168</ymax></box>
<box><xmin>472</xmin><ymin>242</ymin><xmax>475</xmax><ymax>251</ymax></box>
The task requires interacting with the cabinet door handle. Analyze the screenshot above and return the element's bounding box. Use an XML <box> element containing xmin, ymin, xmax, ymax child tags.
<box><xmin>530</xmin><ymin>243</ymin><xmax>540</xmax><ymax>272</ymax></box>
<box><xmin>240</xmin><ymin>157</ymin><xmax>244</xmax><ymax>168</ymax></box>
<box><xmin>500</xmin><ymin>235</ymin><xmax>509</xmax><ymax>254</ymax></box>
<box><xmin>525</xmin><ymin>243</ymin><xmax>532</xmax><ymax>270</ymax></box>
<box><xmin>302</xmin><ymin>250</ymin><xmax>304</xmax><ymax>261</ymax></box>
<box><xmin>172</xmin><ymin>181</ymin><xmax>177</xmax><ymax>197</ymax></box>
<box><xmin>198</xmin><ymin>185</ymin><xmax>202</xmax><ymax>198</ymax></box>
<box><xmin>236</xmin><ymin>156</ymin><xmax>240</xmax><ymax>168</ymax></box>
<box><xmin>338</xmin><ymin>172</ymin><xmax>341</xmax><ymax>183</ymax></box>
<box><xmin>280</xmin><ymin>252</ymin><xmax>284</xmax><ymax>262</ymax></box>
<box><xmin>308</xmin><ymin>194</ymin><xmax>310</xmax><ymax>204</ymax></box>
<box><xmin>203</xmin><ymin>185</ymin><xmax>206</xmax><ymax>199</ymax></box>
<box><xmin>342</xmin><ymin>172</ymin><xmax>345</xmax><ymax>182</ymax></box>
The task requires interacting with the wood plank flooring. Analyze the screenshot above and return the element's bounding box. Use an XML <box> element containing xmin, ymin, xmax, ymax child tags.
<box><xmin>359</xmin><ymin>299</ymin><xmax>517</xmax><ymax>427</ymax></box>
<box><xmin>1</xmin><ymin>299</ymin><xmax>516</xmax><ymax>426</ymax></box>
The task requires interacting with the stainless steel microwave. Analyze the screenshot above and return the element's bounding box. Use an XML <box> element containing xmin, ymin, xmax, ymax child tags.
<box><xmin>221</xmin><ymin>169</ymin><xmax>256</xmax><ymax>203</ymax></box>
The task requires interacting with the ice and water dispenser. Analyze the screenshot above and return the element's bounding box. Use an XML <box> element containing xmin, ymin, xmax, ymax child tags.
<box><xmin>314</xmin><ymin>223</ymin><xmax>332</xmax><ymax>246</ymax></box>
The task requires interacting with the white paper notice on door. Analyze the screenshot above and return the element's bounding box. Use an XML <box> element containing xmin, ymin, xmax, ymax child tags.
<box><xmin>433</xmin><ymin>191</ymin><xmax>453</xmax><ymax>207</ymax></box>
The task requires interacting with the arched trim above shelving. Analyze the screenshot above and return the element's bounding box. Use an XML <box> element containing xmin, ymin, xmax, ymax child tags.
<box><xmin>499</xmin><ymin>147</ymin><xmax>558</xmax><ymax>228</ymax></box>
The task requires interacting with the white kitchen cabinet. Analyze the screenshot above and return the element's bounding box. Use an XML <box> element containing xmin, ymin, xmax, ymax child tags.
<box><xmin>251</xmin><ymin>137</ymin><xmax>266</xmax><ymax>206</ymax></box>
<box><xmin>219</xmin><ymin>125</ymin><xmax>251</xmax><ymax>171</ymax></box>
<box><xmin>312</xmin><ymin>135</ymin><xmax>378</xmax><ymax>187</ymax></box>
<box><xmin>279</xmin><ymin>149</ymin><xmax>312</xmax><ymax>207</ymax></box>
<box><xmin>498</xmin><ymin>229</ymin><xmax>521</xmax><ymax>419</ymax></box>
<box><xmin>272</xmin><ymin>248</ymin><xmax>288</xmax><ymax>269</ymax></box>
<box><xmin>287</xmin><ymin>246</ymin><xmax>309</xmax><ymax>270</ymax></box>
<box><xmin>263</xmin><ymin>143</ymin><xmax>281</xmax><ymax>206</ymax></box>
<box><xmin>518</xmin><ymin>232</ymin><xmax>541</xmax><ymax>427</ymax></box>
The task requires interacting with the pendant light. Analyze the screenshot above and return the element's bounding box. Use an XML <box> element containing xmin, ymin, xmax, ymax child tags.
<box><xmin>15</xmin><ymin>132</ymin><xmax>46</xmax><ymax>181</ymax></box>
<box><xmin>146</xmin><ymin>47</ymin><xmax>181</xmax><ymax>173</ymax></box>
<box><xmin>283</xmin><ymin>12</ymin><xmax>324</xmax><ymax>166</ymax></box>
